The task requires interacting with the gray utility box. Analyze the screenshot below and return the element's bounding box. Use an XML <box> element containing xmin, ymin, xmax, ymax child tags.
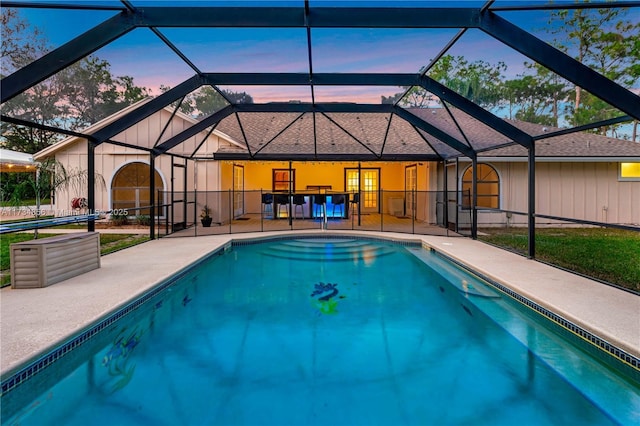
<box><xmin>10</xmin><ymin>232</ymin><xmax>101</xmax><ymax>289</ymax></box>
<box><xmin>388</xmin><ymin>197</ymin><xmax>405</xmax><ymax>217</ymax></box>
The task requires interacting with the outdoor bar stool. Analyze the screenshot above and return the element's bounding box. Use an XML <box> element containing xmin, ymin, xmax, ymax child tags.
<box><xmin>349</xmin><ymin>193</ymin><xmax>360</xmax><ymax>216</ymax></box>
<box><xmin>332</xmin><ymin>194</ymin><xmax>345</xmax><ymax>217</ymax></box>
<box><xmin>261</xmin><ymin>193</ymin><xmax>273</xmax><ymax>218</ymax></box>
<box><xmin>292</xmin><ymin>194</ymin><xmax>306</xmax><ymax>219</ymax></box>
<box><xmin>313</xmin><ymin>194</ymin><xmax>326</xmax><ymax>218</ymax></box>
<box><xmin>274</xmin><ymin>194</ymin><xmax>290</xmax><ymax>218</ymax></box>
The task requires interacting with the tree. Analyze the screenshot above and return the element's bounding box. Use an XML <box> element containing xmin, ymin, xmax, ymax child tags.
<box><xmin>391</xmin><ymin>86</ymin><xmax>435</xmax><ymax>108</ymax></box>
<box><xmin>504</xmin><ymin>63</ymin><xmax>568</xmax><ymax>127</ymax></box>
<box><xmin>381</xmin><ymin>87</ymin><xmax>434</xmax><ymax>107</ymax></box>
<box><xmin>1</xmin><ymin>8</ymin><xmax>64</xmax><ymax>152</ymax></box>
<box><xmin>161</xmin><ymin>86</ymin><xmax>253</xmax><ymax>117</ymax></box>
<box><xmin>383</xmin><ymin>55</ymin><xmax>507</xmax><ymax>111</ymax></box>
<box><xmin>380</xmin><ymin>92</ymin><xmax>403</xmax><ymax>105</ymax></box>
<box><xmin>60</xmin><ymin>56</ymin><xmax>150</xmax><ymax>130</ymax></box>
<box><xmin>549</xmin><ymin>5</ymin><xmax>640</xmax><ymax>137</ymax></box>
<box><xmin>1</xmin><ymin>9</ymin><xmax>151</xmax><ymax>153</ymax></box>
<box><xmin>1</xmin><ymin>8</ymin><xmax>43</xmax><ymax>74</ymax></box>
<box><xmin>193</xmin><ymin>86</ymin><xmax>229</xmax><ymax>117</ymax></box>
<box><xmin>425</xmin><ymin>55</ymin><xmax>507</xmax><ymax>111</ymax></box>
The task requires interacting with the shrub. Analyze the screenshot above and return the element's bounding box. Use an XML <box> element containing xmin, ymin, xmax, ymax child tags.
<box><xmin>110</xmin><ymin>212</ymin><xmax>129</xmax><ymax>226</ymax></box>
<box><xmin>135</xmin><ymin>215</ymin><xmax>151</xmax><ymax>226</ymax></box>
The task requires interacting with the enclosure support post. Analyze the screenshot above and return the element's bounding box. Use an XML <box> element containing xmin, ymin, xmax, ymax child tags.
<box><xmin>358</xmin><ymin>161</ymin><xmax>362</xmax><ymax>226</ymax></box>
<box><xmin>194</xmin><ymin>185</ymin><xmax>198</xmax><ymax>237</ymax></box>
<box><xmin>183</xmin><ymin>158</ymin><xmax>188</xmax><ymax>228</ymax></box>
<box><xmin>34</xmin><ymin>168</ymin><xmax>40</xmax><ymax>239</ymax></box>
<box><xmin>170</xmin><ymin>155</ymin><xmax>174</xmax><ymax>233</ymax></box>
<box><xmin>443</xmin><ymin>161</ymin><xmax>448</xmax><ymax>235</ymax></box>
<box><xmin>288</xmin><ymin>160</ymin><xmax>293</xmax><ymax>227</ymax></box>
<box><xmin>455</xmin><ymin>158</ymin><xmax>459</xmax><ymax>233</ymax></box>
<box><xmin>471</xmin><ymin>155</ymin><xmax>478</xmax><ymax>240</ymax></box>
<box><xmin>528</xmin><ymin>144</ymin><xmax>536</xmax><ymax>259</ymax></box>
<box><xmin>149</xmin><ymin>152</ymin><xmax>156</xmax><ymax>240</ymax></box>
<box><xmin>87</xmin><ymin>141</ymin><xmax>95</xmax><ymax>233</ymax></box>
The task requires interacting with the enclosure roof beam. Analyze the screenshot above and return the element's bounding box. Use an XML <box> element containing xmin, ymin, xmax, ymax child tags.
<box><xmin>202</xmin><ymin>73</ymin><xmax>419</xmax><ymax>86</ymax></box>
<box><xmin>480</xmin><ymin>11</ymin><xmax>640</xmax><ymax>120</ymax></box>
<box><xmin>1</xmin><ymin>11</ymin><xmax>136</xmax><ymax>103</ymax></box>
<box><xmin>135</xmin><ymin>6</ymin><xmax>481</xmax><ymax>28</ymax></box>
<box><xmin>234</xmin><ymin>103</ymin><xmax>395</xmax><ymax>114</ymax></box>
<box><xmin>533</xmin><ymin>115</ymin><xmax>633</xmax><ymax>141</ymax></box>
<box><xmin>213</xmin><ymin>153</ymin><xmax>441</xmax><ymax>161</ymax></box>
<box><xmin>1</xmin><ymin>1</ymin><xmax>127</xmax><ymax>11</ymax></box>
<box><xmin>393</xmin><ymin>107</ymin><xmax>475</xmax><ymax>158</ymax></box>
<box><xmin>0</xmin><ymin>115</ymin><xmax>96</xmax><ymax>141</ymax></box>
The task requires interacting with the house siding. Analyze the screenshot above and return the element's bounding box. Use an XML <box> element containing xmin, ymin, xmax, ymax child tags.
<box><xmin>536</xmin><ymin>162</ymin><xmax>639</xmax><ymax>225</ymax></box>
<box><xmin>44</xmin><ymin>109</ymin><xmax>223</xmax><ymax>217</ymax></box>
<box><xmin>460</xmin><ymin>161</ymin><xmax>639</xmax><ymax>226</ymax></box>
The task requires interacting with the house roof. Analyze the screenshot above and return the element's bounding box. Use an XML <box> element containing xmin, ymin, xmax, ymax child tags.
<box><xmin>214</xmin><ymin>108</ymin><xmax>640</xmax><ymax>161</ymax></box>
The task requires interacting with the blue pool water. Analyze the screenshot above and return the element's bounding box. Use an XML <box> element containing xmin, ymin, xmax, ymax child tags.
<box><xmin>2</xmin><ymin>237</ymin><xmax>639</xmax><ymax>425</ymax></box>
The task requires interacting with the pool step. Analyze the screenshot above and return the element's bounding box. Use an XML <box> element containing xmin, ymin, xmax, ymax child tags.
<box><xmin>261</xmin><ymin>240</ymin><xmax>396</xmax><ymax>262</ymax></box>
<box><xmin>271</xmin><ymin>240</ymin><xmax>372</xmax><ymax>255</ymax></box>
<box><xmin>286</xmin><ymin>238</ymin><xmax>368</xmax><ymax>248</ymax></box>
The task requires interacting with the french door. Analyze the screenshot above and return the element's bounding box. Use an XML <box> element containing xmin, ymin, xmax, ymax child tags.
<box><xmin>345</xmin><ymin>168</ymin><xmax>380</xmax><ymax>213</ymax></box>
<box><xmin>233</xmin><ymin>164</ymin><xmax>244</xmax><ymax>217</ymax></box>
<box><xmin>405</xmin><ymin>164</ymin><xmax>417</xmax><ymax>218</ymax></box>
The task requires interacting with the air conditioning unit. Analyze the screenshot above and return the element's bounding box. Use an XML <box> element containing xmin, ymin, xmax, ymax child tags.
<box><xmin>388</xmin><ymin>197</ymin><xmax>405</xmax><ymax>217</ymax></box>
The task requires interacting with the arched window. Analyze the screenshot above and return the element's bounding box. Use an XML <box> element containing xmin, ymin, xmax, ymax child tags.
<box><xmin>461</xmin><ymin>163</ymin><xmax>500</xmax><ymax>209</ymax></box>
<box><xmin>111</xmin><ymin>162</ymin><xmax>163</xmax><ymax>215</ymax></box>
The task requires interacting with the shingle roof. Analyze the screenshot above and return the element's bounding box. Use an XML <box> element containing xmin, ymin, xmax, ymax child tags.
<box><xmin>214</xmin><ymin>107</ymin><xmax>640</xmax><ymax>160</ymax></box>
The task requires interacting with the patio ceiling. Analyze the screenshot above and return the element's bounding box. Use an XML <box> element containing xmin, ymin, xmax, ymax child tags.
<box><xmin>1</xmin><ymin>0</ymin><xmax>639</xmax><ymax>161</ymax></box>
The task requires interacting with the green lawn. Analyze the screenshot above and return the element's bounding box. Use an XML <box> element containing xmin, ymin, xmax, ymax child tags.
<box><xmin>479</xmin><ymin>227</ymin><xmax>640</xmax><ymax>292</ymax></box>
<box><xmin>0</xmin><ymin>233</ymin><xmax>149</xmax><ymax>287</ymax></box>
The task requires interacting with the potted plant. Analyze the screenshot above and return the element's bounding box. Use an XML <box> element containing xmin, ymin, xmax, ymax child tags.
<box><xmin>200</xmin><ymin>204</ymin><xmax>213</xmax><ymax>227</ymax></box>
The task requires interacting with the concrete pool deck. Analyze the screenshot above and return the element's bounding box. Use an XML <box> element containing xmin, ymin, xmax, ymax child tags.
<box><xmin>1</xmin><ymin>230</ymin><xmax>638</xmax><ymax>377</ymax></box>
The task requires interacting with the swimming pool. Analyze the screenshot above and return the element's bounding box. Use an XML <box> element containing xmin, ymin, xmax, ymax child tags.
<box><xmin>1</xmin><ymin>236</ymin><xmax>639</xmax><ymax>425</ymax></box>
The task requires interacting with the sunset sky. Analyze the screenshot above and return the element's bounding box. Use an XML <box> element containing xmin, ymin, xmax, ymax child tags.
<box><xmin>15</xmin><ymin>0</ymin><xmax>568</xmax><ymax>103</ymax></box>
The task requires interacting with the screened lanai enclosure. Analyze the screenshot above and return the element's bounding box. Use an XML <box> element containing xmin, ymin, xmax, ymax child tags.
<box><xmin>1</xmin><ymin>0</ymin><xmax>639</xmax><ymax>256</ymax></box>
